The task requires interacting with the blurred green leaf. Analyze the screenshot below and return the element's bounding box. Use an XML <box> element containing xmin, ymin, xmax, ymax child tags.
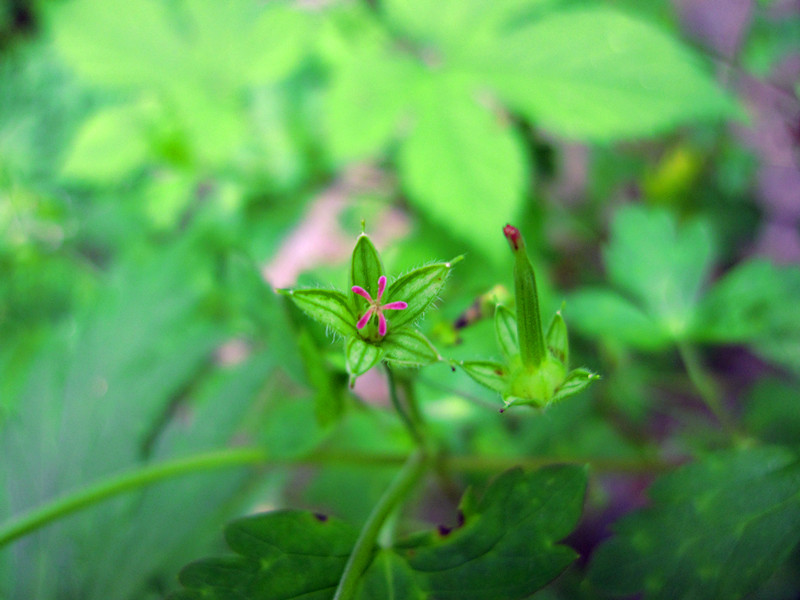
<box><xmin>172</xmin><ymin>465</ymin><xmax>587</xmax><ymax>599</ymax></box>
<box><xmin>589</xmin><ymin>446</ymin><xmax>800</xmax><ymax>600</ymax></box>
<box><xmin>61</xmin><ymin>104</ymin><xmax>149</xmax><ymax>183</ymax></box>
<box><xmin>476</xmin><ymin>8</ymin><xmax>736</xmax><ymax>140</ymax></box>
<box><xmin>399</xmin><ymin>74</ymin><xmax>527</xmax><ymax>264</ymax></box>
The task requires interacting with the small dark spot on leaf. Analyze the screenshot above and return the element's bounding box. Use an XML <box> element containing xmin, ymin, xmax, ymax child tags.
<box><xmin>499</xmin><ymin>408</ymin><xmax>505</xmax><ymax>414</ymax></box>
<box><xmin>494</xmin><ymin>369</ymin><xmax>503</xmax><ymax>375</ymax></box>
<box><xmin>314</xmin><ymin>513</ymin><xmax>328</xmax><ymax>522</ymax></box>
<box><xmin>457</xmin><ymin>510</ymin><xmax>465</xmax><ymax>528</ymax></box>
<box><xmin>450</xmin><ymin>365</ymin><xmax>456</xmax><ymax>372</ymax></box>
<box><xmin>437</xmin><ymin>525</ymin><xmax>452</xmax><ymax>536</ymax></box>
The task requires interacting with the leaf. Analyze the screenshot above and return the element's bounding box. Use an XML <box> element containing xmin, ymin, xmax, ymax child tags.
<box><xmin>399</xmin><ymin>74</ymin><xmax>527</xmax><ymax>264</ymax></box>
<box><xmin>349</xmin><ymin>233</ymin><xmax>385</xmax><ymax>312</ymax></box>
<box><xmin>325</xmin><ymin>50</ymin><xmax>418</xmax><ymax>161</ymax></box>
<box><xmin>459</xmin><ymin>360</ymin><xmax>509</xmax><ymax>394</ymax></box>
<box><xmin>397</xmin><ymin>465</ymin><xmax>588</xmax><ymax>599</ymax></box>
<box><xmin>385</xmin><ymin>260</ymin><xmax>458</xmax><ymax>330</ymax></box>
<box><xmin>283</xmin><ymin>289</ymin><xmax>357</xmax><ymax>338</ymax></box>
<box><xmin>383</xmin><ymin>329</ymin><xmax>441</xmax><ymax>367</ymax></box>
<box><xmin>61</xmin><ymin>104</ymin><xmax>149</xmax><ymax>183</ymax></box>
<box><xmin>171</xmin><ymin>465</ymin><xmax>588</xmax><ymax>599</ymax></box>
<box><xmin>476</xmin><ymin>7</ymin><xmax>735</xmax><ymax>140</ymax></box>
<box><xmin>494</xmin><ymin>304</ymin><xmax>519</xmax><ymax>362</ymax></box>
<box><xmin>346</xmin><ymin>336</ymin><xmax>383</xmax><ymax>379</ymax></box>
<box><xmin>566</xmin><ymin>288</ymin><xmax>671</xmax><ymax>351</ymax></box>
<box><xmin>173</xmin><ymin>510</ymin><xmax>359</xmax><ymax>600</ymax></box>
<box><xmin>588</xmin><ymin>446</ymin><xmax>800</xmax><ymax>600</ymax></box>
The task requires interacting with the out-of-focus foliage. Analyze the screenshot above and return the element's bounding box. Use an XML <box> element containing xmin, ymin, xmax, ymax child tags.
<box><xmin>1</xmin><ymin>0</ymin><xmax>798</xmax><ymax>598</ymax></box>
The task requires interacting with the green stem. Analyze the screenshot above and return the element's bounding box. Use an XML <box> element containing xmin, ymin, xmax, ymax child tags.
<box><xmin>677</xmin><ymin>341</ymin><xmax>735</xmax><ymax>433</ymax></box>
<box><xmin>384</xmin><ymin>362</ymin><xmax>425</xmax><ymax>446</ymax></box>
<box><xmin>333</xmin><ymin>450</ymin><xmax>428</xmax><ymax>600</ymax></box>
<box><xmin>0</xmin><ymin>447</ymin><xmax>266</xmax><ymax>548</ymax></box>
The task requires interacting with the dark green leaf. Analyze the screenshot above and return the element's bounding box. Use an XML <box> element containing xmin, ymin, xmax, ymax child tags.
<box><xmin>283</xmin><ymin>289</ymin><xmax>357</xmax><ymax>338</ymax></box>
<box><xmin>589</xmin><ymin>447</ymin><xmax>800</xmax><ymax>600</ymax></box>
<box><xmin>385</xmin><ymin>260</ymin><xmax>459</xmax><ymax>330</ymax></box>
<box><xmin>383</xmin><ymin>329</ymin><xmax>441</xmax><ymax>367</ymax></box>
<box><xmin>398</xmin><ymin>465</ymin><xmax>588</xmax><ymax>599</ymax></box>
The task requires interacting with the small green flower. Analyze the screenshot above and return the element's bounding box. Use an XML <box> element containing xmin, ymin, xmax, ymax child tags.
<box><xmin>460</xmin><ymin>224</ymin><xmax>599</xmax><ymax>410</ymax></box>
<box><xmin>281</xmin><ymin>226</ymin><xmax>460</xmax><ymax>384</ymax></box>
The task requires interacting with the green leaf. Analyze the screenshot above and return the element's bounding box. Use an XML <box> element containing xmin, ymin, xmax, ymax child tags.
<box><xmin>325</xmin><ymin>51</ymin><xmax>418</xmax><ymax>161</ymax></box>
<box><xmin>283</xmin><ymin>289</ymin><xmax>357</xmax><ymax>338</ymax></box>
<box><xmin>346</xmin><ymin>336</ymin><xmax>383</xmax><ymax>379</ymax></box>
<box><xmin>174</xmin><ymin>510</ymin><xmax>359</xmax><ymax>599</ymax></box>
<box><xmin>398</xmin><ymin>465</ymin><xmax>588</xmax><ymax>599</ymax></box>
<box><xmin>494</xmin><ymin>304</ymin><xmax>519</xmax><ymax>362</ymax></box>
<box><xmin>459</xmin><ymin>360</ymin><xmax>508</xmax><ymax>394</ymax></box>
<box><xmin>477</xmin><ymin>8</ymin><xmax>735</xmax><ymax>140</ymax></box>
<box><xmin>399</xmin><ymin>74</ymin><xmax>527</xmax><ymax>263</ymax></box>
<box><xmin>545</xmin><ymin>310</ymin><xmax>568</xmax><ymax>366</ymax></box>
<box><xmin>383</xmin><ymin>329</ymin><xmax>441</xmax><ymax>367</ymax></box>
<box><xmin>385</xmin><ymin>260</ymin><xmax>458</xmax><ymax>329</ymax></box>
<box><xmin>61</xmin><ymin>104</ymin><xmax>149</xmax><ymax>183</ymax></box>
<box><xmin>589</xmin><ymin>446</ymin><xmax>800</xmax><ymax>600</ymax></box>
<box><xmin>349</xmin><ymin>233</ymin><xmax>385</xmax><ymax>311</ymax></box>
<box><xmin>172</xmin><ymin>465</ymin><xmax>587</xmax><ymax>599</ymax></box>
<box><xmin>296</xmin><ymin>329</ymin><xmax>344</xmax><ymax>427</ymax></box>
<box><xmin>566</xmin><ymin>288</ymin><xmax>671</xmax><ymax>351</ymax></box>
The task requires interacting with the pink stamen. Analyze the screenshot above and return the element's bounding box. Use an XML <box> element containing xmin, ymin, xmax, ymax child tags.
<box><xmin>351</xmin><ymin>285</ymin><xmax>373</xmax><ymax>302</ymax></box>
<box><xmin>377</xmin><ymin>276</ymin><xmax>387</xmax><ymax>300</ymax></box>
<box><xmin>378</xmin><ymin>312</ymin><xmax>387</xmax><ymax>336</ymax></box>
<box><xmin>356</xmin><ymin>307</ymin><xmax>375</xmax><ymax>329</ymax></box>
<box><xmin>382</xmin><ymin>301</ymin><xmax>408</xmax><ymax>311</ymax></box>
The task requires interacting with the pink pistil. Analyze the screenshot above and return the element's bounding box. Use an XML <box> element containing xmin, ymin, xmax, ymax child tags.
<box><xmin>352</xmin><ymin>275</ymin><xmax>408</xmax><ymax>337</ymax></box>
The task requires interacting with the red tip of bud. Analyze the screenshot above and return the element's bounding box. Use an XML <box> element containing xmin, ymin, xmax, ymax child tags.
<box><xmin>503</xmin><ymin>224</ymin><xmax>521</xmax><ymax>251</ymax></box>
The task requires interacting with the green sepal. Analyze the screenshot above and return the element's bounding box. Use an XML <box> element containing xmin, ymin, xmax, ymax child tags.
<box><xmin>349</xmin><ymin>232</ymin><xmax>385</xmax><ymax>313</ymax></box>
<box><xmin>383</xmin><ymin>329</ymin><xmax>441</xmax><ymax>367</ymax></box>
<box><xmin>551</xmin><ymin>368</ymin><xmax>600</xmax><ymax>404</ymax></box>
<box><xmin>494</xmin><ymin>304</ymin><xmax>519</xmax><ymax>362</ymax></box>
<box><xmin>507</xmin><ymin>356</ymin><xmax>566</xmax><ymax>408</ymax></box>
<box><xmin>460</xmin><ymin>360</ymin><xmax>509</xmax><ymax>394</ymax></box>
<box><xmin>385</xmin><ymin>257</ymin><xmax>462</xmax><ymax>329</ymax></box>
<box><xmin>545</xmin><ymin>309</ymin><xmax>569</xmax><ymax>366</ymax></box>
<box><xmin>281</xmin><ymin>288</ymin><xmax>357</xmax><ymax>337</ymax></box>
<box><xmin>346</xmin><ymin>336</ymin><xmax>384</xmax><ymax>382</ymax></box>
<box><xmin>505</xmin><ymin>228</ymin><xmax>546</xmax><ymax>368</ymax></box>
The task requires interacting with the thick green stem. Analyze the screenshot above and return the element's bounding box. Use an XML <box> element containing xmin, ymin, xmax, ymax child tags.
<box><xmin>0</xmin><ymin>447</ymin><xmax>266</xmax><ymax>548</ymax></box>
<box><xmin>333</xmin><ymin>450</ymin><xmax>428</xmax><ymax>600</ymax></box>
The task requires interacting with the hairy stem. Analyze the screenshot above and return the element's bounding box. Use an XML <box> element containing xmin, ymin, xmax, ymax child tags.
<box><xmin>333</xmin><ymin>450</ymin><xmax>428</xmax><ymax>600</ymax></box>
<box><xmin>0</xmin><ymin>447</ymin><xmax>267</xmax><ymax>548</ymax></box>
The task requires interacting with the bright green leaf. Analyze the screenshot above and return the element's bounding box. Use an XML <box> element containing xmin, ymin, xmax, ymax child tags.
<box><xmin>325</xmin><ymin>51</ymin><xmax>418</xmax><ymax>161</ymax></box>
<box><xmin>385</xmin><ymin>260</ymin><xmax>459</xmax><ymax>330</ymax></box>
<box><xmin>477</xmin><ymin>8</ymin><xmax>735</xmax><ymax>140</ymax></box>
<box><xmin>383</xmin><ymin>329</ymin><xmax>441</xmax><ymax>367</ymax></box>
<box><xmin>283</xmin><ymin>289</ymin><xmax>357</xmax><ymax>338</ymax></box>
<box><xmin>61</xmin><ymin>104</ymin><xmax>149</xmax><ymax>183</ymax></box>
<box><xmin>589</xmin><ymin>446</ymin><xmax>800</xmax><ymax>600</ymax></box>
<box><xmin>346</xmin><ymin>336</ymin><xmax>384</xmax><ymax>379</ymax></box>
<box><xmin>459</xmin><ymin>360</ymin><xmax>508</xmax><ymax>394</ymax></box>
<box><xmin>495</xmin><ymin>304</ymin><xmax>519</xmax><ymax>362</ymax></box>
<box><xmin>566</xmin><ymin>288</ymin><xmax>671</xmax><ymax>351</ymax></box>
<box><xmin>399</xmin><ymin>74</ymin><xmax>527</xmax><ymax>263</ymax></box>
